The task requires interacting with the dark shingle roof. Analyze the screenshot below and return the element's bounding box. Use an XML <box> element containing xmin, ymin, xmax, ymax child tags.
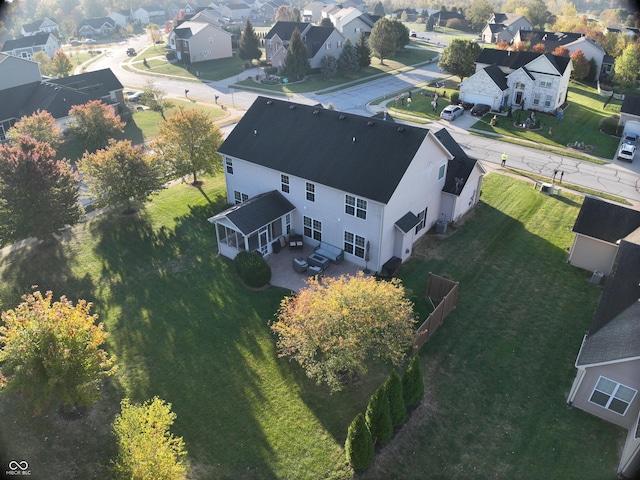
<box><xmin>1</xmin><ymin>32</ymin><xmax>56</xmax><ymax>51</ymax></box>
<box><xmin>483</xmin><ymin>64</ymin><xmax>508</xmax><ymax>90</ymax></box>
<box><xmin>577</xmin><ymin>236</ymin><xmax>640</xmax><ymax>364</ymax></box>
<box><xmin>621</xmin><ymin>95</ymin><xmax>640</xmax><ymax>116</ymax></box>
<box><xmin>78</xmin><ymin>17</ymin><xmax>115</xmax><ymax>29</ymax></box>
<box><xmin>475</xmin><ymin>48</ymin><xmax>571</xmax><ymax>75</ymax></box>
<box><xmin>304</xmin><ymin>26</ymin><xmax>334</xmax><ymax>57</ymax></box>
<box><xmin>434</xmin><ymin>128</ymin><xmax>481</xmax><ymax>196</ymax></box>
<box><xmin>218</xmin><ymin>97</ymin><xmax>432</xmax><ymax>204</ymax></box>
<box><xmin>395</xmin><ymin>212</ymin><xmax>420</xmax><ymax>233</ymax></box>
<box><xmin>572</xmin><ymin>196</ymin><xmax>640</xmax><ymax>244</ymax></box>
<box><xmin>210</xmin><ymin>190</ymin><xmax>295</xmax><ymax>235</ymax></box>
<box><xmin>265</xmin><ymin>22</ymin><xmax>310</xmax><ymax>40</ymax></box>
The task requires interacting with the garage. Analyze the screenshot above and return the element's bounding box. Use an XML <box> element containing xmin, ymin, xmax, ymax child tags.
<box><xmin>623</xmin><ymin>120</ymin><xmax>640</xmax><ymax>137</ymax></box>
<box><xmin>460</xmin><ymin>93</ymin><xmax>494</xmax><ymax>106</ymax></box>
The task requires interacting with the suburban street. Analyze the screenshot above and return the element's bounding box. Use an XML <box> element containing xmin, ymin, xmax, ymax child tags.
<box><xmin>87</xmin><ymin>38</ymin><xmax>640</xmax><ymax>206</ymax></box>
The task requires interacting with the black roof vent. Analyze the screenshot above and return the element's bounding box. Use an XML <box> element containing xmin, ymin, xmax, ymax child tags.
<box><xmin>338</xmin><ymin>114</ymin><xmax>346</xmax><ymax>120</ymax></box>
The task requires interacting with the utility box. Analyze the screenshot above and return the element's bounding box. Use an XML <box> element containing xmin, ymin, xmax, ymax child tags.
<box><xmin>590</xmin><ymin>270</ymin><xmax>604</xmax><ymax>285</ymax></box>
<box><xmin>436</xmin><ymin>220</ymin><xmax>447</xmax><ymax>234</ymax></box>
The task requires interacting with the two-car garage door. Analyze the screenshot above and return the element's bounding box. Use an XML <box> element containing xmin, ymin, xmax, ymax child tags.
<box><xmin>460</xmin><ymin>93</ymin><xmax>494</xmax><ymax>107</ymax></box>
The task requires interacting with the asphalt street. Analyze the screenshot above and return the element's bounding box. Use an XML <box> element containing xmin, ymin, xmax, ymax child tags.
<box><xmin>86</xmin><ymin>37</ymin><xmax>640</xmax><ymax>206</ymax></box>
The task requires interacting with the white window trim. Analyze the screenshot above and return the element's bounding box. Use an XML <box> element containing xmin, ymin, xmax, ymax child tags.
<box><xmin>345</xmin><ymin>194</ymin><xmax>367</xmax><ymax>220</ymax></box>
<box><xmin>438</xmin><ymin>163</ymin><xmax>446</xmax><ymax>181</ymax></box>
<box><xmin>589</xmin><ymin>376</ymin><xmax>637</xmax><ymax>416</ymax></box>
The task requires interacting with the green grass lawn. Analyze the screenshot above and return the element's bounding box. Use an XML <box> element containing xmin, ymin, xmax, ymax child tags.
<box><xmin>56</xmin><ymin>100</ymin><xmax>230</xmax><ymax>163</ymax></box>
<box><xmin>131</xmin><ymin>53</ymin><xmax>250</xmax><ymax>82</ymax></box>
<box><xmin>0</xmin><ymin>173</ymin><xmax>624</xmax><ymax>479</ymax></box>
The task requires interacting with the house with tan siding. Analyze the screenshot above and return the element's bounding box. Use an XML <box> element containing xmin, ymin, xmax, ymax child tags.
<box><xmin>167</xmin><ymin>20</ymin><xmax>232</xmax><ymax>63</ymax></box>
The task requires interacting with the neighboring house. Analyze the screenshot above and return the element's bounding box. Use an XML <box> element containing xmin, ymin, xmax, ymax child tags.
<box><xmin>167</xmin><ymin>20</ymin><xmax>232</xmax><ymax>63</ymax></box>
<box><xmin>481</xmin><ymin>12</ymin><xmax>532</xmax><ymax>44</ymax></box>
<box><xmin>460</xmin><ymin>49</ymin><xmax>572</xmax><ymax>113</ymax></box>
<box><xmin>431</xmin><ymin>9</ymin><xmax>465</xmax><ymax>27</ymax></box>
<box><xmin>208</xmin><ymin>96</ymin><xmax>485</xmax><ymax>272</ymax></box>
<box><xmin>391</xmin><ymin>8</ymin><xmax>418</xmax><ymax>20</ymax></box>
<box><xmin>618</xmin><ymin>95</ymin><xmax>640</xmax><ymax>137</ymax></box>
<box><xmin>513</xmin><ymin>30</ymin><xmax>611</xmax><ymax>77</ymax></box>
<box><xmin>302</xmin><ymin>1</ymin><xmax>328</xmax><ymax>23</ymax></box>
<box><xmin>132</xmin><ymin>5</ymin><xmax>167</xmax><ymax>26</ymax></box>
<box><xmin>109</xmin><ymin>9</ymin><xmax>132</xmax><ymax>29</ymax></box>
<box><xmin>77</xmin><ymin>17</ymin><xmax>117</xmax><ymax>39</ymax></box>
<box><xmin>0</xmin><ymin>32</ymin><xmax>61</xmax><ymax>60</ymax></box>
<box><xmin>265</xmin><ymin>21</ymin><xmax>345</xmax><ymax>69</ymax></box>
<box><xmin>21</xmin><ymin>17</ymin><xmax>59</xmax><ymax>37</ymax></box>
<box><xmin>324</xmin><ymin>6</ymin><xmax>375</xmax><ymax>44</ymax></box>
<box><xmin>168</xmin><ymin>2</ymin><xmax>199</xmax><ymax>19</ymax></box>
<box><xmin>0</xmin><ymin>52</ymin><xmax>42</xmax><ymax>90</ymax></box>
<box><xmin>567</xmin><ymin>224</ymin><xmax>640</xmax><ymax>479</ymax></box>
<box><xmin>218</xmin><ymin>3</ymin><xmax>252</xmax><ymax>20</ymax></box>
<box><xmin>568</xmin><ymin>196</ymin><xmax>640</xmax><ymax>276</ymax></box>
<box><xmin>0</xmin><ymin>68</ymin><xmax>123</xmax><ymax>141</ymax></box>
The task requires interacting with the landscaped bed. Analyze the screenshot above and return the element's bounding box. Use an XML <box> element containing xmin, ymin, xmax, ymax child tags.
<box><xmin>0</xmin><ymin>173</ymin><xmax>623</xmax><ymax>479</ymax></box>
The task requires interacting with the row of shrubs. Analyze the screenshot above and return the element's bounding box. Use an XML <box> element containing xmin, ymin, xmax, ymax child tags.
<box><xmin>234</xmin><ymin>250</ymin><xmax>272</xmax><ymax>288</ymax></box>
<box><xmin>345</xmin><ymin>355</ymin><xmax>425</xmax><ymax>471</ymax></box>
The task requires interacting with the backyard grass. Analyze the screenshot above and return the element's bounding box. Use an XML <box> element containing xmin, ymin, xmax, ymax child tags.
<box><xmin>55</xmin><ymin>99</ymin><xmax>230</xmax><ymax>163</ymax></box>
<box><xmin>0</xmin><ymin>173</ymin><xmax>624</xmax><ymax>479</ymax></box>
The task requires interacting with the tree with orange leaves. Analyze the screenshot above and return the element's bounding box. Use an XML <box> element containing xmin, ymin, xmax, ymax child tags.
<box><xmin>271</xmin><ymin>273</ymin><xmax>415</xmax><ymax>391</ymax></box>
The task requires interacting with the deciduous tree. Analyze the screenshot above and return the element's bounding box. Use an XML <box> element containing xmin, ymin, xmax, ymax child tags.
<box><xmin>438</xmin><ymin>39</ymin><xmax>481</xmax><ymax>82</ymax></box>
<box><xmin>390</xmin><ymin>19</ymin><xmax>410</xmax><ymax>50</ymax></box>
<box><xmin>113</xmin><ymin>396</ymin><xmax>187</xmax><ymax>479</ymax></box>
<box><xmin>0</xmin><ymin>136</ymin><xmax>82</xmax><ymax>243</ymax></box>
<box><xmin>78</xmin><ymin>139</ymin><xmax>166</xmax><ymax>213</ymax></box>
<box><xmin>6</xmin><ymin>110</ymin><xmax>61</xmax><ymax>147</ymax></box>
<box><xmin>275</xmin><ymin>5</ymin><xmax>301</xmax><ymax>22</ymax></box>
<box><xmin>51</xmin><ymin>49</ymin><xmax>73</xmax><ymax>77</ymax></box>
<box><xmin>0</xmin><ymin>291</ymin><xmax>117</xmax><ymax>414</ymax></box>
<box><xmin>345</xmin><ymin>413</ymin><xmax>374</xmax><ymax>471</ymax></box>
<box><xmin>338</xmin><ymin>38</ymin><xmax>359</xmax><ymax>77</ymax></box>
<box><xmin>67</xmin><ymin>99</ymin><xmax>125</xmax><ymax>151</ymax></box>
<box><xmin>368</xmin><ymin>17</ymin><xmax>398</xmax><ymax>64</ymax></box>
<box><xmin>365</xmin><ymin>384</ymin><xmax>393</xmax><ymax>445</ymax></box>
<box><xmin>141</xmin><ymin>79</ymin><xmax>172</xmax><ymax>119</ymax></box>
<box><xmin>319</xmin><ymin>17</ymin><xmax>333</xmax><ymax>28</ymax></box>
<box><xmin>32</xmin><ymin>50</ymin><xmax>53</xmax><ymax>76</ymax></box>
<box><xmin>551</xmin><ymin>46</ymin><xmax>570</xmax><ymax>57</ymax></box>
<box><xmin>614</xmin><ymin>43</ymin><xmax>640</xmax><ymax>88</ymax></box>
<box><xmin>355</xmin><ymin>31</ymin><xmax>371</xmax><ymax>69</ymax></box>
<box><xmin>271</xmin><ymin>273</ymin><xmax>415</xmax><ymax>391</ymax></box>
<box><xmin>570</xmin><ymin>49</ymin><xmax>590</xmax><ymax>80</ymax></box>
<box><xmin>466</xmin><ymin>0</ymin><xmax>493</xmax><ymax>31</ymax></box>
<box><xmin>238</xmin><ymin>19</ymin><xmax>261</xmax><ymax>64</ymax></box>
<box><xmin>154</xmin><ymin>107</ymin><xmax>223</xmax><ymax>185</ymax></box>
<box><xmin>146</xmin><ymin>23</ymin><xmax>162</xmax><ymax>46</ymax></box>
<box><xmin>283</xmin><ymin>28</ymin><xmax>310</xmax><ymax>81</ymax></box>
<box><xmin>521</xmin><ymin>0</ymin><xmax>552</xmax><ymax>29</ymax></box>
<box><xmin>532</xmin><ymin>43</ymin><xmax>546</xmax><ymax>53</ymax></box>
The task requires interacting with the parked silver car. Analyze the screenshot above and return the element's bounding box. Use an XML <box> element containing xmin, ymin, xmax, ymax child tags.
<box><xmin>440</xmin><ymin>105</ymin><xmax>464</xmax><ymax>121</ymax></box>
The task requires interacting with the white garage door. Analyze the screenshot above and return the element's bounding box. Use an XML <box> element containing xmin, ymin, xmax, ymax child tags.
<box><xmin>624</xmin><ymin>121</ymin><xmax>640</xmax><ymax>137</ymax></box>
<box><xmin>460</xmin><ymin>93</ymin><xmax>494</xmax><ymax>106</ymax></box>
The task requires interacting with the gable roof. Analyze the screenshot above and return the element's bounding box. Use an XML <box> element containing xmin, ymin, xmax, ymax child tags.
<box><xmin>517</xmin><ymin>30</ymin><xmax>606</xmax><ymax>56</ymax></box>
<box><xmin>572</xmin><ymin>196</ymin><xmax>640</xmax><ymax>244</ymax></box>
<box><xmin>621</xmin><ymin>95</ymin><xmax>640</xmax><ymax>116</ymax></box>
<box><xmin>218</xmin><ymin>97</ymin><xmax>434</xmax><ymax>204</ymax></box>
<box><xmin>434</xmin><ymin>128</ymin><xmax>484</xmax><ymax>196</ymax></box>
<box><xmin>483</xmin><ymin>64</ymin><xmax>509</xmax><ymax>90</ymax></box>
<box><xmin>577</xmin><ymin>235</ymin><xmax>640</xmax><ymax>363</ymax></box>
<box><xmin>304</xmin><ymin>26</ymin><xmax>334</xmax><ymax>57</ymax></box>
<box><xmin>22</xmin><ymin>18</ymin><xmax>58</xmax><ymax>34</ymax></box>
<box><xmin>265</xmin><ymin>21</ymin><xmax>310</xmax><ymax>40</ymax></box>
<box><xmin>209</xmin><ymin>190</ymin><xmax>295</xmax><ymax>235</ymax></box>
<box><xmin>1</xmin><ymin>32</ymin><xmax>57</xmax><ymax>51</ymax></box>
<box><xmin>475</xmin><ymin>48</ymin><xmax>571</xmax><ymax>75</ymax></box>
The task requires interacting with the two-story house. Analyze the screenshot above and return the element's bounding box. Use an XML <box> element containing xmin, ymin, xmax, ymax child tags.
<box><xmin>208</xmin><ymin>97</ymin><xmax>485</xmax><ymax>273</ymax></box>
<box><xmin>219</xmin><ymin>3</ymin><xmax>253</xmax><ymax>21</ymax></box>
<box><xmin>109</xmin><ymin>9</ymin><xmax>132</xmax><ymax>29</ymax></box>
<box><xmin>323</xmin><ymin>6</ymin><xmax>376</xmax><ymax>44</ymax></box>
<box><xmin>481</xmin><ymin>12</ymin><xmax>533</xmax><ymax>44</ymax></box>
<box><xmin>21</xmin><ymin>17</ymin><xmax>60</xmax><ymax>37</ymax></box>
<box><xmin>459</xmin><ymin>49</ymin><xmax>572</xmax><ymax>113</ymax></box>
<box><xmin>132</xmin><ymin>5</ymin><xmax>167</xmax><ymax>26</ymax></box>
<box><xmin>167</xmin><ymin>20</ymin><xmax>232</xmax><ymax>63</ymax></box>
<box><xmin>168</xmin><ymin>2</ymin><xmax>199</xmax><ymax>20</ymax></box>
<box><xmin>265</xmin><ymin>21</ymin><xmax>345</xmax><ymax>69</ymax></box>
<box><xmin>0</xmin><ymin>32</ymin><xmax>60</xmax><ymax>60</ymax></box>
<box><xmin>78</xmin><ymin>17</ymin><xmax>117</xmax><ymax>39</ymax></box>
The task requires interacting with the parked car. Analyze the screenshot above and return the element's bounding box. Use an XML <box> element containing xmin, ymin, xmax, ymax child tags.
<box><xmin>617</xmin><ymin>142</ymin><xmax>636</xmax><ymax>162</ymax></box>
<box><xmin>623</xmin><ymin>132</ymin><xmax>638</xmax><ymax>145</ymax></box>
<box><xmin>410</xmin><ymin>31</ymin><xmax>417</xmax><ymax>38</ymax></box>
<box><xmin>70</xmin><ymin>40</ymin><xmax>81</xmax><ymax>46</ymax></box>
<box><xmin>127</xmin><ymin>91</ymin><xmax>143</xmax><ymax>103</ymax></box>
<box><xmin>84</xmin><ymin>38</ymin><xmax>97</xmax><ymax>44</ymax></box>
<box><xmin>126</xmin><ymin>47</ymin><xmax>136</xmax><ymax>57</ymax></box>
<box><xmin>440</xmin><ymin>105</ymin><xmax>464</xmax><ymax>121</ymax></box>
<box><xmin>470</xmin><ymin>104</ymin><xmax>491</xmax><ymax>116</ymax></box>
<box><xmin>458</xmin><ymin>100</ymin><xmax>474</xmax><ymax>110</ymax></box>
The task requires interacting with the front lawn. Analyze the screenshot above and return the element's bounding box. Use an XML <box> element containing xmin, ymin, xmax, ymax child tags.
<box><xmin>0</xmin><ymin>173</ymin><xmax>623</xmax><ymax>479</ymax></box>
<box><xmin>129</xmin><ymin>53</ymin><xmax>249</xmax><ymax>82</ymax></box>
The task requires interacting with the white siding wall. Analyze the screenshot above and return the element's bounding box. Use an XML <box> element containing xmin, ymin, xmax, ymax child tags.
<box><xmin>568</xmin><ymin>234</ymin><xmax>618</xmax><ymax>275</ymax></box>
<box><xmin>460</xmin><ymin>70</ymin><xmax>502</xmax><ymax>109</ymax></box>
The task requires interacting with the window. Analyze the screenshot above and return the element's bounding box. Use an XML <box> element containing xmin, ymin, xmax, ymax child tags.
<box><xmin>225</xmin><ymin>157</ymin><xmax>233</xmax><ymax>174</ymax></box>
<box><xmin>285</xmin><ymin>213</ymin><xmax>291</xmax><ymax>235</ymax></box>
<box><xmin>415</xmin><ymin>207</ymin><xmax>427</xmax><ymax>234</ymax></box>
<box><xmin>303</xmin><ymin>216</ymin><xmax>321</xmax><ymax>241</ymax></box>
<box><xmin>281</xmin><ymin>174</ymin><xmax>290</xmax><ymax>193</ymax></box>
<box><xmin>234</xmin><ymin>191</ymin><xmax>248</xmax><ymax>204</ymax></box>
<box><xmin>325</xmin><ymin>42</ymin><xmax>331</xmax><ymax>49</ymax></box>
<box><xmin>345</xmin><ymin>195</ymin><xmax>367</xmax><ymax>219</ymax></box>
<box><xmin>306</xmin><ymin>182</ymin><xmax>315</xmax><ymax>202</ymax></box>
<box><xmin>337</xmin><ymin>40</ymin><xmax>342</xmax><ymax>49</ymax></box>
<box><xmin>545</xmin><ymin>95</ymin><xmax>552</xmax><ymax>108</ymax></box>
<box><xmin>209</xmin><ymin>36</ymin><xmax>214</xmax><ymax>44</ymax></box>
<box><xmin>533</xmin><ymin>93</ymin><xmax>540</xmax><ymax>106</ymax></box>
<box><xmin>589</xmin><ymin>376</ymin><xmax>637</xmax><ymax>415</ymax></box>
<box><xmin>539</xmin><ymin>77</ymin><xmax>553</xmax><ymax>88</ymax></box>
<box><xmin>438</xmin><ymin>164</ymin><xmax>446</xmax><ymax>180</ymax></box>
<box><xmin>344</xmin><ymin>232</ymin><xmax>366</xmax><ymax>258</ymax></box>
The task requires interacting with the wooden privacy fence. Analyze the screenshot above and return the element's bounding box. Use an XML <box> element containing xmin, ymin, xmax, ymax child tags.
<box><xmin>413</xmin><ymin>273</ymin><xmax>459</xmax><ymax>354</ymax></box>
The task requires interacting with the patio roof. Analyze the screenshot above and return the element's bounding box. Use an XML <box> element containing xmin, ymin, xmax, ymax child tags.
<box><xmin>208</xmin><ymin>190</ymin><xmax>295</xmax><ymax>235</ymax></box>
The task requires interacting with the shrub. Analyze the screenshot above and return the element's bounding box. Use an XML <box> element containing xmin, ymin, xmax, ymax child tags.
<box><xmin>450</xmin><ymin>91</ymin><xmax>459</xmax><ymax>103</ymax></box>
<box><xmin>234</xmin><ymin>251</ymin><xmax>271</xmax><ymax>288</ymax></box>
<box><xmin>385</xmin><ymin>369</ymin><xmax>406</xmax><ymax>427</ymax></box>
<box><xmin>599</xmin><ymin>114</ymin><xmax>620</xmax><ymax>136</ymax></box>
<box><xmin>264</xmin><ymin>66</ymin><xmax>277</xmax><ymax>75</ymax></box>
<box><xmin>345</xmin><ymin>413</ymin><xmax>374</xmax><ymax>471</ymax></box>
<box><xmin>166</xmin><ymin>51</ymin><xmax>176</xmax><ymax>61</ymax></box>
<box><xmin>365</xmin><ymin>384</ymin><xmax>393</xmax><ymax>445</ymax></box>
<box><xmin>402</xmin><ymin>355</ymin><xmax>425</xmax><ymax>408</ymax></box>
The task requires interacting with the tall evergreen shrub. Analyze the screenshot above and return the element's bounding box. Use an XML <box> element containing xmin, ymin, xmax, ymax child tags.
<box><xmin>345</xmin><ymin>413</ymin><xmax>374</xmax><ymax>471</ymax></box>
<box><xmin>365</xmin><ymin>385</ymin><xmax>392</xmax><ymax>445</ymax></box>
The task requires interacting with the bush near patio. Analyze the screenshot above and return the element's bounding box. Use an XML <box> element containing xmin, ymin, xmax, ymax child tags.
<box><xmin>0</xmin><ymin>173</ymin><xmax>626</xmax><ymax>479</ymax></box>
<box><xmin>234</xmin><ymin>250</ymin><xmax>272</xmax><ymax>288</ymax></box>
